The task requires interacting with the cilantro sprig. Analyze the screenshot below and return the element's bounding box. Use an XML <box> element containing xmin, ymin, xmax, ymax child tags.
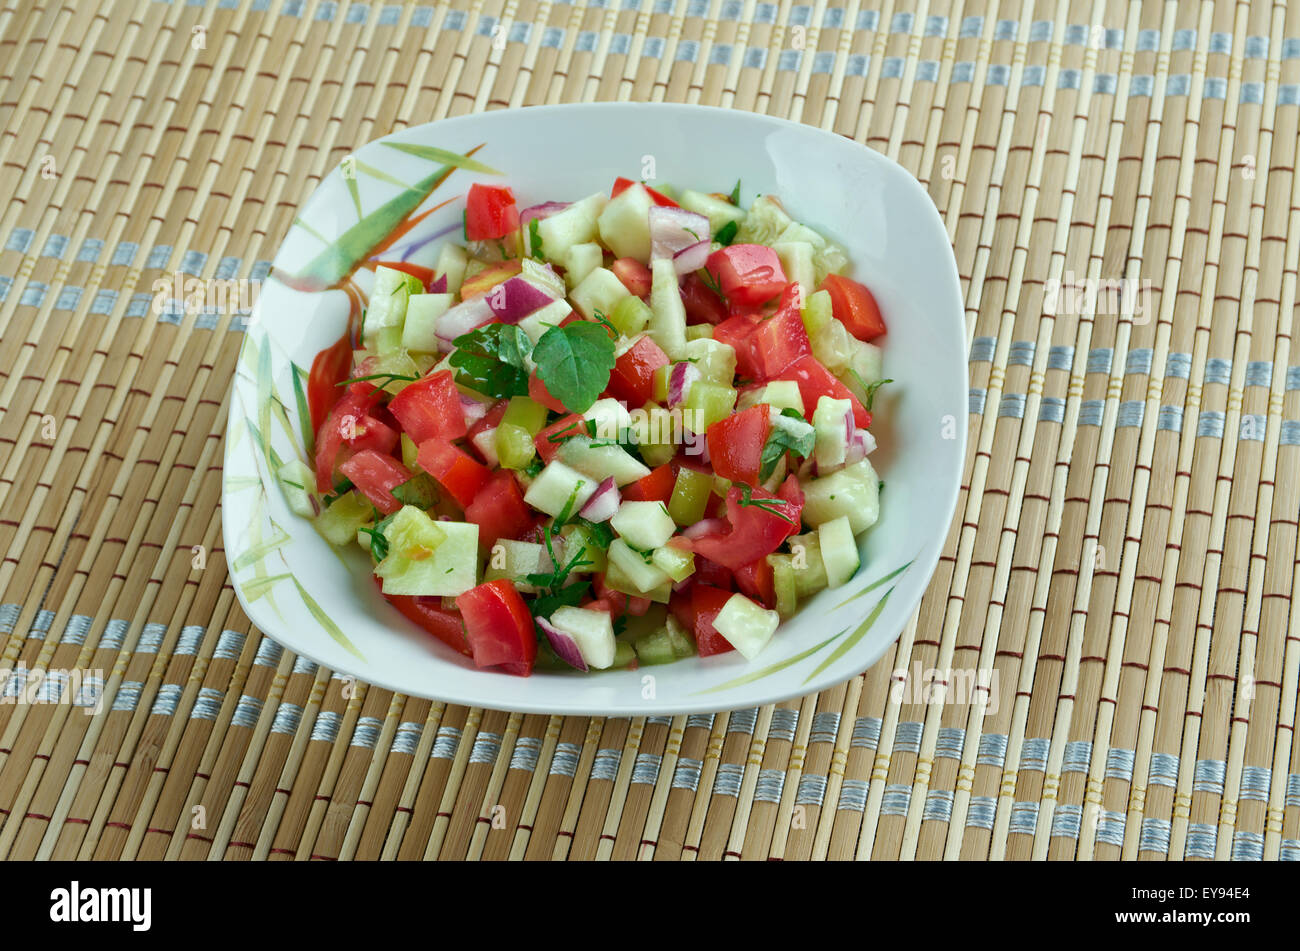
<box><xmin>759</xmin><ymin>411</ymin><xmax>817</xmax><ymax>480</ymax></box>
<box><xmin>529</xmin><ymin>218</ymin><xmax>544</xmax><ymax>259</ymax></box>
<box><xmin>736</xmin><ymin>484</ymin><xmax>795</xmax><ymax>524</ymax></box>
<box><xmin>359</xmin><ymin>509</ymin><xmax>396</xmax><ymax>562</ymax></box>
<box><xmin>449</xmin><ymin>323</ymin><xmax>533</xmax><ymax>400</ymax></box>
<box><xmin>531</xmin><ymin>321</ymin><xmax>616</xmax><ymax>413</ymax></box>
<box><xmin>337</xmin><ymin>372</ymin><xmax>417</xmax><ymax>388</ymax></box>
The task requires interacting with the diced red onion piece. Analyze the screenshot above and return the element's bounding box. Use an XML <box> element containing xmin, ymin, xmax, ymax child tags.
<box><xmin>426</xmin><ymin>273</ymin><xmax>448</xmax><ymax>293</ymax></box>
<box><xmin>537</xmin><ymin>616</ymin><xmax>588</xmax><ymax>671</ymax></box>
<box><xmin>681</xmin><ymin>517</ymin><xmax>727</xmax><ymax>540</ymax></box>
<box><xmin>460</xmin><ymin>394</ymin><xmax>490</xmax><ymax>426</ymax></box>
<box><xmin>486</xmin><ymin>275</ymin><xmax>557</xmax><ymax>323</ymax></box>
<box><xmin>672</xmin><ymin>240</ymin><xmax>711</xmax><ymax>277</ymax></box>
<box><xmin>845</xmin><ymin>427</ymin><xmax>876</xmax><ymax>464</ymax></box>
<box><xmin>519</xmin><ymin>201</ymin><xmax>571</xmax><ymax>227</ymax></box>
<box><xmin>667</xmin><ymin>361</ymin><xmax>700</xmax><ymax>408</ymax></box>
<box><xmin>577</xmin><ymin>477</ymin><xmax>620</xmax><ymax>522</ymax></box>
<box><xmin>434</xmin><ymin>296</ymin><xmax>495</xmax><ymax>349</ymax></box>
<box><xmin>650</xmin><ymin>207</ymin><xmax>711</xmax><ymax>262</ymax></box>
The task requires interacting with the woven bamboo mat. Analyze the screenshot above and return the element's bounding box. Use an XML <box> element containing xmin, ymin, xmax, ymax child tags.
<box><xmin>0</xmin><ymin>0</ymin><xmax>1297</xmax><ymax>863</ymax></box>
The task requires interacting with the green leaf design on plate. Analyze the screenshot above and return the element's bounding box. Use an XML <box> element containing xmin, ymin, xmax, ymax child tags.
<box><xmin>834</xmin><ymin>559</ymin><xmax>913</xmax><ymax>610</ymax></box>
<box><xmin>240</xmin><ymin>572</ymin><xmax>293</xmax><ymax>602</ymax></box>
<box><xmin>698</xmin><ymin>630</ymin><xmax>844</xmax><ymax>694</ymax></box>
<box><xmin>288</xmin><ymin>147</ymin><xmax>489</xmax><ymax>291</ymax></box>
<box><xmin>382</xmin><ymin>141</ymin><xmax>501</xmax><ymax>175</ymax></box>
<box><xmin>292</xmin><ymin>577</ymin><xmax>365</xmax><ymax>660</ymax></box>
<box><xmin>291</xmin><ymin>362</ymin><xmax>314</xmax><ymax>456</ymax></box>
<box><xmin>231</xmin><ymin>525</ymin><xmax>292</xmax><ymax>572</ymax></box>
<box><xmin>803</xmin><ymin>584</ymin><xmax>896</xmax><ymax>685</ymax></box>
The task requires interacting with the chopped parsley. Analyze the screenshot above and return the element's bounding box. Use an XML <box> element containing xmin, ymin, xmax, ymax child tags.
<box><xmin>449</xmin><ymin>323</ymin><xmax>533</xmax><ymax>399</ymax></box>
<box><xmin>531</xmin><ymin>321</ymin><xmax>617</xmax><ymax>413</ymax></box>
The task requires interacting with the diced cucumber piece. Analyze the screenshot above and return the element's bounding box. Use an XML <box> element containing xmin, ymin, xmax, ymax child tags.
<box><xmin>818</xmin><ymin>515</ymin><xmax>860</xmax><ymax>588</ymax></box>
<box><xmin>495</xmin><ymin>422</ymin><xmax>536</xmax><ymax>469</ymax></box>
<box><xmin>276</xmin><ymin>459</ymin><xmax>315</xmax><ymax>517</ymax></box>
<box><xmin>584</xmin><ymin>397</ymin><xmax>633</xmax><ymax>440</ymax></box>
<box><xmin>401</xmin><ymin>433</ymin><xmax>420</xmax><ymax>470</ymax></box>
<box><xmin>612</xmin><ymin>641</ymin><xmax>637</xmax><ymax>668</ymax></box>
<box><xmin>627</xmin><ymin>402</ymin><xmax>680</xmax><ymax>466</ymax></box>
<box><xmin>557</xmin><ymin>522</ymin><xmax>606</xmax><ymax>574</ymax></box>
<box><xmin>520</xmin><ymin>257</ymin><xmax>566</xmax><ymax>298</ymax></box>
<box><xmin>788</xmin><ymin>532</ymin><xmax>830</xmax><ymax>597</ymax></box>
<box><xmin>523</xmin><ymin>461</ymin><xmax>598</xmax><ymax>517</ymax></box>
<box><xmin>668</xmin><ymin>467</ymin><xmax>712</xmax><ymax>525</ymax></box>
<box><xmin>564</xmin><ymin>241</ymin><xmax>603</xmax><ymax>288</ymax></box>
<box><xmin>608</xmin><ymin>538</ymin><xmax>672</xmax><ymax>593</ymax></box>
<box><xmin>604</xmin><ymin>559</ymin><xmax>673</xmax><ymax>603</ymax></box>
<box><xmin>685</xmin><ymin>324</ymin><xmax>714</xmax><ymax>340</ymax></box>
<box><xmin>738</xmin><ymin>380</ymin><xmax>804</xmax><ymax>416</ymax></box>
<box><xmin>767</xmin><ymin>553</ymin><xmax>798</xmax><ymax>618</ymax></box>
<box><xmin>315</xmin><ymin>491</ymin><xmax>372</xmax><ymax>546</ymax></box>
<box><xmin>484</xmin><ymin>539</ymin><xmax>549</xmax><ymax>593</ymax></box>
<box><xmin>651</xmin><ymin>544</ymin><xmax>695</xmax><ymax>582</ymax></box>
<box><xmin>364</xmin><ymin>265</ymin><xmax>423</xmax><ymax>354</ymax></box>
<box><xmin>359</xmin><ymin>350</ymin><xmax>420</xmax><ymax>396</ymax></box>
<box><xmin>374</xmin><ymin>508</ymin><xmax>479</xmax><ymax>597</ymax></box>
<box><xmin>401</xmin><ymin>293</ymin><xmax>453</xmax><ymax>353</ymax></box>
<box><xmin>609</xmin><ymin>294</ymin><xmax>654</xmax><ymax>337</ymax></box>
<box><xmin>801</xmin><ymin>288</ymin><xmax>833</xmax><ymax>337</ymax></box>
<box><xmin>812</xmin><ymin>396</ymin><xmax>852</xmax><ymax>470</ymax></box>
<box><xmin>811</xmin><ymin>314</ymin><xmax>857</xmax><ymax>373</ymax></box>
<box><xmin>502</xmin><ymin>395</ymin><xmax>548</xmax><ymax>435</ymax></box>
<box><xmin>837</xmin><ymin>339</ymin><xmax>885</xmax><ymax>402</ymax></box>
<box><xmin>557</xmin><ymin>436</ymin><xmax>650</xmax><ymax>486</ymax></box>
<box><xmin>469</xmin><ymin>426</ymin><xmax>500</xmax><ymax>468</ymax></box>
<box><xmin>678</xmin><ymin>188</ymin><xmax>746</xmax><ymax>234</ymax></box>
<box><xmin>712</xmin><ymin>593</ymin><xmax>780</xmax><ymax>659</ymax></box>
<box><xmin>611</xmin><ymin>500</ymin><xmax>676</xmax><ymax>550</ymax></box>
<box><xmin>682</xmin><ymin>380</ymin><xmax>736</xmax><ymax>432</ymax></box>
<box><xmin>736</xmin><ymin>195</ymin><xmax>794</xmax><ymax>247</ymax></box>
<box><xmin>634</xmin><ymin>628</ymin><xmax>677</xmax><ymax>665</ymax></box>
<box><xmin>684</xmin><ymin>337</ymin><xmax>737</xmax><ymax>384</ymax></box>
<box><xmin>435</xmin><ymin>243</ymin><xmax>469</xmax><ymax>295</ymax></box>
<box><xmin>597</xmin><ymin>183</ymin><xmax>654</xmax><ymax>261</ymax></box>
<box><xmin>648</xmin><ymin>258</ymin><xmax>687</xmax><ymax>359</ymax></box>
<box><xmin>664</xmin><ymin>615</ymin><xmax>697</xmax><ymax>657</ymax></box>
<box><xmin>537</xmin><ymin>192</ymin><xmax>606</xmax><ymax>262</ymax></box>
<box><xmin>570</xmin><ymin>266</ymin><xmax>632</xmax><ymax>321</ymax></box>
<box><xmin>517</xmin><ymin>298</ymin><xmax>571</xmax><ymax>344</ymax></box>
<box><xmin>773</xmin><ymin>241</ymin><xmax>815</xmax><ymax>299</ymax></box>
<box><xmin>801</xmin><ymin>458</ymin><xmax>880</xmax><ymax>533</ymax></box>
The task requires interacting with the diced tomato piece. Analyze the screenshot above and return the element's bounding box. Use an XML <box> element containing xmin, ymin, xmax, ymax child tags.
<box><xmin>706</xmin><ymin>405</ymin><xmax>771</xmax><ymax>486</ymax></box>
<box><xmin>385</xmin><ymin>591</ymin><xmax>471</xmax><ymax>656</ymax></box>
<box><xmin>455</xmin><ymin>579</ymin><xmax>537</xmax><ymax>675</ymax></box>
<box><xmin>459</xmin><ymin>259</ymin><xmax>523</xmax><ymax>300</ymax></box>
<box><xmin>705</xmin><ymin>244</ymin><xmax>787</xmax><ymax>307</ymax></box>
<box><xmin>345</xmin><ymin>413</ymin><xmax>399</xmax><ymax>455</ymax></box>
<box><xmin>669</xmin><ymin>589</ymin><xmax>697</xmax><ymax>630</ymax></box>
<box><xmin>610</xmin><ymin>176</ymin><xmax>680</xmax><ymax>208</ymax></box>
<box><xmin>605</xmin><ymin>334</ymin><xmax>668</xmax><ymax>407</ymax></box>
<box><xmin>773</xmin><ymin>354</ymin><xmax>870</xmax><ymax>428</ymax></box>
<box><xmin>528</xmin><ymin>369</ymin><xmax>570</xmax><ymax>414</ymax></box>
<box><xmin>593</xmin><ymin>574</ymin><xmax>651</xmax><ymax>617</ymax></box>
<box><xmin>689</xmin><ymin>476</ymin><xmax>803</xmax><ymax>570</ymax></box>
<box><xmin>751</xmin><ymin>286</ymin><xmax>811</xmax><ymax>379</ymax></box>
<box><xmin>691</xmin><ymin>584</ymin><xmax>737</xmax><ymax>656</ymax></box>
<box><xmin>372</xmin><ymin>259</ymin><xmax>435</xmax><ymax>287</ymax></box>
<box><xmin>681</xmin><ymin>273</ymin><xmax>730</xmax><ymax>325</ymax></box>
<box><xmin>734</xmin><ymin>557</ymin><xmax>776</xmax><ymax>609</ymax></box>
<box><xmin>340</xmin><ymin>450</ymin><xmax>411</xmax><ymax>515</ymax></box>
<box><xmin>465</xmin><ymin>184</ymin><xmax>520</xmax><ymax>241</ymax></box>
<box><xmin>463</xmin><ymin>470</ymin><xmax>533</xmax><ymax>549</ymax></box>
<box><xmin>387</xmin><ymin>370</ymin><xmax>467</xmax><ymax>445</ymax></box>
<box><xmin>307</xmin><ymin>334</ymin><xmax>353</xmax><ymax>434</ymax></box>
<box><xmin>314</xmin><ymin>390</ymin><xmax>382</xmax><ymax>491</ymax></box>
<box><xmin>416</xmin><ymin>438</ymin><xmax>490</xmax><ymax>509</ymax></box>
<box><xmin>622</xmin><ymin>464</ymin><xmax>676</xmax><ymax>503</ymax></box>
<box><xmin>465</xmin><ymin>400</ymin><xmax>508</xmax><ymax>463</ymax></box>
<box><xmin>611</xmin><ymin>257</ymin><xmax>653</xmax><ymax>298</ymax></box>
<box><xmin>821</xmin><ymin>273</ymin><xmax>886</xmax><ymax>341</ymax></box>
<box><xmin>535</xmin><ymin>413</ymin><xmax>587</xmax><ymax>463</ymax></box>
<box><xmin>712</xmin><ymin>313</ymin><xmax>763</xmax><ymax>379</ymax></box>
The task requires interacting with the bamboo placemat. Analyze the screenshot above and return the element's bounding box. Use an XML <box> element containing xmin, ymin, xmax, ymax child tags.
<box><xmin>0</xmin><ymin>0</ymin><xmax>1297</xmax><ymax>862</ymax></box>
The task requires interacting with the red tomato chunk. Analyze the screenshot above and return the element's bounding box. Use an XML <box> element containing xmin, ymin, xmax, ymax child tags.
<box><xmin>455</xmin><ymin>579</ymin><xmax>537</xmax><ymax>675</ymax></box>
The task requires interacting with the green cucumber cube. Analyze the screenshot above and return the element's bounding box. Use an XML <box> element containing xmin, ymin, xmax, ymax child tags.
<box><xmin>557</xmin><ymin>437</ymin><xmax>650</xmax><ymax>487</ymax></box>
<box><xmin>801</xmin><ymin>459</ymin><xmax>880</xmax><ymax>533</ymax></box>
<box><xmin>570</xmin><ymin>267</ymin><xmax>632</xmax><ymax>321</ymax></box>
<box><xmin>316</xmin><ymin>491</ymin><xmax>372</xmax><ymax>546</ymax></box>
<box><xmin>564</xmin><ymin>242</ymin><xmax>604</xmax><ymax>288</ymax></box>
<box><xmin>374</xmin><ymin>508</ymin><xmax>478</xmax><ymax>597</ymax></box>
<box><xmin>678</xmin><ymin>189</ymin><xmax>746</xmax><ymax>234</ymax></box>
<box><xmin>597</xmin><ymin>183</ymin><xmax>654</xmax><ymax>261</ymax></box>
<box><xmin>610</xmin><ymin>500</ymin><xmax>676</xmax><ymax>550</ymax></box>
<box><xmin>365</xmin><ymin>265</ymin><xmax>423</xmax><ymax>353</ymax></box>
<box><xmin>648</xmin><ymin>258</ymin><xmax>687</xmax><ymax>359</ymax></box>
<box><xmin>537</xmin><ymin>193</ymin><xmax>605</xmax><ymax>261</ymax></box>
<box><xmin>712</xmin><ymin>593</ymin><xmax>780</xmax><ymax>660</ymax></box>
<box><xmin>523</xmin><ymin>461</ymin><xmax>597</xmax><ymax>517</ymax></box>
<box><xmin>817</xmin><ymin>515</ymin><xmax>860</xmax><ymax>588</ymax></box>
<box><xmin>276</xmin><ymin>459</ymin><xmax>315</xmax><ymax>517</ymax></box>
<box><xmin>607</xmin><ymin>539</ymin><xmax>672</xmax><ymax>593</ymax></box>
<box><xmin>401</xmin><ymin>293</ymin><xmax>453</xmax><ymax>353</ymax></box>
<box><xmin>483</xmin><ymin>538</ymin><xmax>548</xmax><ymax>593</ymax></box>
<box><xmin>549</xmin><ymin>605</ymin><xmax>616</xmax><ymax>669</ymax></box>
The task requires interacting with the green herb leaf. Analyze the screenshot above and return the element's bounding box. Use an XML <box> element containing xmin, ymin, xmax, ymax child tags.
<box><xmin>713</xmin><ymin>220</ymin><xmax>739</xmax><ymax>246</ymax></box>
<box><xmin>391</xmin><ymin>472</ymin><xmax>439</xmax><ymax>509</ymax></box>
<box><xmin>862</xmin><ymin>377</ymin><xmax>893</xmax><ymax>412</ymax></box>
<box><xmin>524</xmin><ymin>456</ymin><xmax>544</xmax><ymax>478</ymax></box>
<box><xmin>532</xmin><ymin>321</ymin><xmax>617</xmax><ymax>413</ymax></box>
<box><xmin>573</xmin><ymin>517</ymin><xmax>614</xmax><ymax>550</ymax></box>
<box><xmin>359</xmin><ymin>510</ymin><xmax>396</xmax><ymax>562</ymax></box>
<box><xmin>759</xmin><ymin>419</ymin><xmax>816</xmax><ymax>481</ymax></box>
<box><xmin>736</xmin><ymin>484</ymin><xmax>796</xmax><ymax>524</ymax></box>
<box><xmin>696</xmin><ymin>266</ymin><xmax>725</xmax><ymax>300</ymax></box>
<box><xmin>728</xmin><ymin>179</ymin><xmax>741</xmax><ymax>205</ymax></box>
<box><xmin>449</xmin><ymin>323</ymin><xmax>533</xmax><ymax>400</ymax></box>
<box><xmin>322</xmin><ymin>478</ymin><xmax>355</xmax><ymax>508</ymax></box>
<box><xmin>337</xmin><ymin>371</ymin><xmax>417</xmax><ymax>388</ymax></box>
<box><xmin>529</xmin><ymin>218</ymin><xmax>543</xmax><ymax>259</ymax></box>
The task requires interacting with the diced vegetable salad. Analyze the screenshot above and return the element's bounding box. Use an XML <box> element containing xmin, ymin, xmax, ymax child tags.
<box><xmin>295</xmin><ymin>178</ymin><xmax>890</xmax><ymax>676</ymax></box>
